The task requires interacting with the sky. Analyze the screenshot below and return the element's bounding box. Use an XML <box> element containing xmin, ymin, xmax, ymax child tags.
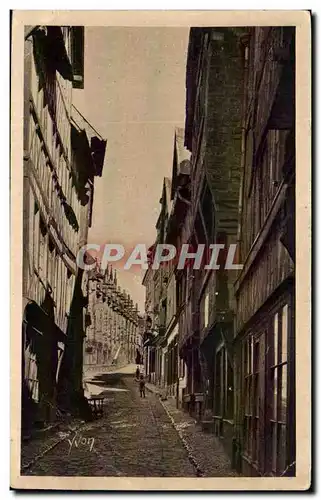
<box><xmin>73</xmin><ymin>27</ymin><xmax>190</xmax><ymax>312</ymax></box>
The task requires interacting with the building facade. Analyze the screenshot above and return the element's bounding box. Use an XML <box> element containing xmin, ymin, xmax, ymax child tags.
<box><xmin>181</xmin><ymin>28</ymin><xmax>245</xmax><ymax>440</ymax></box>
<box><xmin>142</xmin><ymin>129</ymin><xmax>191</xmax><ymax>402</ymax></box>
<box><xmin>22</xmin><ymin>26</ymin><xmax>106</xmax><ymax>431</ymax></box>
<box><xmin>83</xmin><ymin>265</ymin><xmax>141</xmax><ymax>378</ymax></box>
<box><xmin>233</xmin><ymin>26</ymin><xmax>295</xmax><ymax>477</ymax></box>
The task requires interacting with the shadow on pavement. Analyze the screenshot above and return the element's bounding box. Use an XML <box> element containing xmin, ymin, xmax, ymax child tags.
<box><xmin>87</xmin><ymin>371</ymin><xmax>135</xmax><ymax>389</ymax></box>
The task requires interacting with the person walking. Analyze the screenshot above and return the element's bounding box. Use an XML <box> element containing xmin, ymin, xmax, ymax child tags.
<box><xmin>139</xmin><ymin>374</ymin><xmax>146</xmax><ymax>398</ymax></box>
<box><xmin>135</xmin><ymin>366</ymin><xmax>140</xmax><ymax>380</ymax></box>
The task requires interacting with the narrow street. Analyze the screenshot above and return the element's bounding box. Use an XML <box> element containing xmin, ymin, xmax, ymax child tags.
<box><xmin>22</xmin><ymin>370</ymin><xmax>196</xmax><ymax>477</ymax></box>
<box><xmin>21</xmin><ymin>366</ymin><xmax>237</xmax><ymax>477</ymax></box>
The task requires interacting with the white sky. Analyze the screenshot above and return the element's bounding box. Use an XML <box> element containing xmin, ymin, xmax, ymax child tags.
<box><xmin>73</xmin><ymin>26</ymin><xmax>189</xmax><ymax>312</ymax></box>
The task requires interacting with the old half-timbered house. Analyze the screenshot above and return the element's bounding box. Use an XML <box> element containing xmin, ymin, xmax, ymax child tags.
<box><xmin>142</xmin><ymin>266</ymin><xmax>154</xmax><ymax>378</ymax></box>
<box><xmin>57</xmin><ymin>104</ymin><xmax>106</xmax><ymax>413</ymax></box>
<box><xmin>182</xmin><ymin>27</ymin><xmax>244</xmax><ymax>454</ymax></box>
<box><xmin>164</xmin><ymin>129</ymin><xmax>191</xmax><ymax>400</ymax></box>
<box><xmin>234</xmin><ymin>27</ymin><xmax>295</xmax><ymax>477</ymax></box>
<box><xmin>22</xmin><ymin>26</ymin><xmax>84</xmax><ymax>429</ymax></box>
<box><xmin>22</xmin><ymin>26</ymin><xmax>107</xmax><ymax>429</ymax></box>
<box><xmin>142</xmin><ymin>178</ymin><xmax>172</xmax><ymax>385</ymax></box>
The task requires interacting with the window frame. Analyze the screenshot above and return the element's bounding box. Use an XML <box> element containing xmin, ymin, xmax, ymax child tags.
<box><xmin>214</xmin><ymin>344</ymin><xmax>234</xmax><ymax>421</ymax></box>
<box><xmin>268</xmin><ymin>303</ymin><xmax>289</xmax><ymax>476</ymax></box>
<box><xmin>242</xmin><ymin>298</ymin><xmax>292</xmax><ymax>476</ymax></box>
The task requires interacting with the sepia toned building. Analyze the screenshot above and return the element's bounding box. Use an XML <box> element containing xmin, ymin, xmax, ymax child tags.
<box><xmin>151</xmin><ymin>176</ymin><xmax>172</xmax><ymax>387</ymax></box>
<box><xmin>142</xmin><ymin>129</ymin><xmax>191</xmax><ymax>400</ymax></box>
<box><xmin>84</xmin><ymin>265</ymin><xmax>141</xmax><ymax>377</ymax></box>
<box><xmin>181</xmin><ymin>28</ymin><xmax>245</xmax><ymax>444</ymax></box>
<box><xmin>56</xmin><ymin>105</ymin><xmax>106</xmax><ymax>413</ymax></box>
<box><xmin>233</xmin><ymin>26</ymin><xmax>295</xmax><ymax>477</ymax></box>
<box><xmin>22</xmin><ymin>26</ymin><xmax>106</xmax><ymax>430</ymax></box>
<box><xmin>164</xmin><ymin>129</ymin><xmax>191</xmax><ymax>402</ymax></box>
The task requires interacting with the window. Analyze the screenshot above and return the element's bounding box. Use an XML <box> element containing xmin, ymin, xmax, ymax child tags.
<box><xmin>71</xmin><ymin>27</ymin><xmax>85</xmax><ymax>89</ymax></box>
<box><xmin>201</xmin><ymin>184</ymin><xmax>215</xmax><ymax>244</ymax></box>
<box><xmin>25</xmin><ymin>351</ymin><xmax>39</xmax><ymax>403</ymax></box>
<box><xmin>252</xmin><ymin>130</ymin><xmax>290</xmax><ymax>240</ymax></box>
<box><xmin>38</xmin><ymin>216</ymin><xmax>47</xmax><ymax>281</ymax></box>
<box><xmin>44</xmin><ymin>54</ymin><xmax>57</xmax><ymax>120</ymax></box>
<box><xmin>243</xmin><ymin>334</ymin><xmax>262</xmax><ymax>463</ymax></box>
<box><xmin>269</xmin><ymin>304</ymin><xmax>289</xmax><ymax>475</ymax></box>
<box><xmin>33</xmin><ymin>203</ymin><xmax>40</xmax><ymax>271</ymax></box>
<box><xmin>179</xmin><ymin>357</ymin><xmax>185</xmax><ymax>379</ymax></box>
<box><xmin>195</xmin><ymin>211</ymin><xmax>206</xmax><ymax>250</ymax></box>
<box><xmin>214</xmin><ymin>345</ymin><xmax>234</xmax><ymax>420</ymax></box>
<box><xmin>252</xmin><ymin>171</ymin><xmax>262</xmax><ymax>243</ymax></box>
<box><xmin>160</xmin><ymin>298</ymin><xmax>167</xmax><ymax>330</ymax></box>
<box><xmin>204</xmin><ymin>291</ymin><xmax>209</xmax><ymax>329</ymax></box>
<box><xmin>226</xmin><ymin>358</ymin><xmax>234</xmax><ymax>420</ymax></box>
<box><xmin>66</xmin><ymin>269</ymin><xmax>73</xmax><ymax>314</ymax></box>
<box><xmin>48</xmin><ymin>237</ymin><xmax>56</xmax><ymax>289</ymax></box>
<box><xmin>242</xmin><ymin>303</ymin><xmax>291</xmax><ymax>475</ymax></box>
<box><xmin>179</xmin><ymin>272</ymin><xmax>187</xmax><ymax>307</ymax></box>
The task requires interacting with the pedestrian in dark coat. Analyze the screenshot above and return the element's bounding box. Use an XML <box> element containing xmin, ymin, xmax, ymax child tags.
<box><xmin>139</xmin><ymin>374</ymin><xmax>146</xmax><ymax>398</ymax></box>
<box><xmin>135</xmin><ymin>366</ymin><xmax>140</xmax><ymax>380</ymax></box>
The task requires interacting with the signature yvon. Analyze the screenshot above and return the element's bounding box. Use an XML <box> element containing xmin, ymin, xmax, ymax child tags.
<box><xmin>60</xmin><ymin>431</ymin><xmax>95</xmax><ymax>453</ymax></box>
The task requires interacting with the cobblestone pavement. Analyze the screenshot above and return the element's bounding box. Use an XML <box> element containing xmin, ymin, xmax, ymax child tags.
<box><xmin>21</xmin><ymin>373</ymin><xmax>196</xmax><ymax>477</ymax></box>
<box><xmin>145</xmin><ymin>383</ymin><xmax>238</xmax><ymax>477</ymax></box>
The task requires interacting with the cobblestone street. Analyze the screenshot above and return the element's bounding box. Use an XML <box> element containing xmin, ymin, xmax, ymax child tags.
<box><xmin>21</xmin><ymin>368</ymin><xmax>237</xmax><ymax>477</ymax></box>
<box><xmin>22</xmin><ymin>371</ymin><xmax>196</xmax><ymax>477</ymax></box>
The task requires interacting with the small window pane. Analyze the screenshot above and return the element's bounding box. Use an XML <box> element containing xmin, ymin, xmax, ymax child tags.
<box><xmin>244</xmin><ymin>416</ymin><xmax>249</xmax><ymax>453</ymax></box>
<box><xmin>254</xmin><ymin>340</ymin><xmax>260</xmax><ymax>373</ymax></box>
<box><xmin>281</xmin><ymin>304</ymin><xmax>288</xmax><ymax>362</ymax></box>
<box><xmin>272</xmin><ymin>369</ymin><xmax>278</xmax><ymax>420</ymax></box>
<box><xmin>280</xmin><ymin>363</ymin><xmax>287</xmax><ymax>423</ymax></box>
<box><xmin>252</xmin><ymin>417</ymin><xmax>259</xmax><ymax>463</ymax></box>
<box><xmin>254</xmin><ymin>374</ymin><xmax>259</xmax><ymax>417</ymax></box>
<box><xmin>278</xmin><ymin>424</ymin><xmax>287</xmax><ymax>474</ymax></box>
<box><xmin>215</xmin><ymin>350</ymin><xmax>222</xmax><ymax>416</ymax></box>
<box><xmin>244</xmin><ymin>342</ymin><xmax>248</xmax><ymax>375</ymax></box>
<box><xmin>272</xmin><ymin>422</ymin><xmax>277</xmax><ymax>473</ymax></box>
<box><xmin>226</xmin><ymin>360</ymin><xmax>234</xmax><ymax>419</ymax></box>
<box><xmin>247</xmin><ymin>418</ymin><xmax>252</xmax><ymax>456</ymax></box>
<box><xmin>249</xmin><ymin>337</ymin><xmax>253</xmax><ymax>374</ymax></box>
<box><xmin>274</xmin><ymin>313</ymin><xmax>278</xmax><ymax>365</ymax></box>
